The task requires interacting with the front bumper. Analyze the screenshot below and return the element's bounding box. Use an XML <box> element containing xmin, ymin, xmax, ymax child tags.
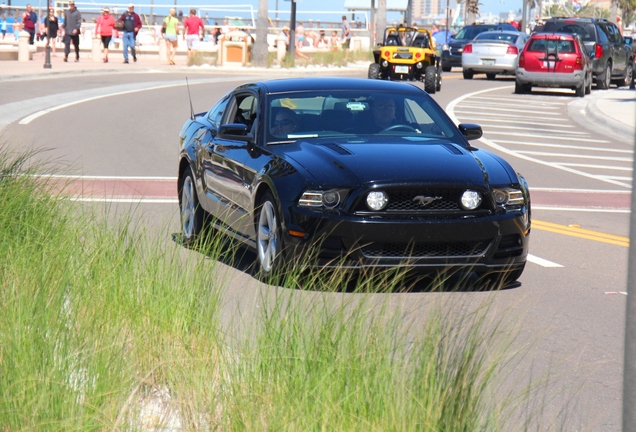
<box><xmin>516</xmin><ymin>67</ymin><xmax>585</xmax><ymax>88</ymax></box>
<box><xmin>380</xmin><ymin>63</ymin><xmax>425</xmax><ymax>81</ymax></box>
<box><xmin>283</xmin><ymin>206</ymin><xmax>530</xmax><ymax>272</ymax></box>
<box><xmin>442</xmin><ymin>49</ymin><xmax>462</xmax><ymax>68</ymax></box>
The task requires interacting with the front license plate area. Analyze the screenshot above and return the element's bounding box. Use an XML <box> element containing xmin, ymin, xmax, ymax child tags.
<box><xmin>395</xmin><ymin>65</ymin><xmax>409</xmax><ymax>74</ymax></box>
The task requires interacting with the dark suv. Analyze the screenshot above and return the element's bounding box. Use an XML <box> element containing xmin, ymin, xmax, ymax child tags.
<box><xmin>541</xmin><ymin>17</ymin><xmax>633</xmax><ymax>89</ymax></box>
<box><xmin>441</xmin><ymin>23</ymin><xmax>517</xmax><ymax>71</ymax></box>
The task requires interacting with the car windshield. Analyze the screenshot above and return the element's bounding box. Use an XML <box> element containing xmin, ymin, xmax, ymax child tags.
<box><xmin>266</xmin><ymin>90</ymin><xmax>462</xmax><ymax>145</ymax></box>
<box><xmin>543</xmin><ymin>22</ymin><xmax>595</xmax><ymax>42</ymax></box>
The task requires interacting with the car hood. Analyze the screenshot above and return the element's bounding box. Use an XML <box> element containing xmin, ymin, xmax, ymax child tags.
<box><xmin>283</xmin><ymin>138</ymin><xmax>504</xmax><ymax>188</ymax></box>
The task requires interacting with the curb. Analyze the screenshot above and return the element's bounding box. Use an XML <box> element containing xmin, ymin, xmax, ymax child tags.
<box><xmin>581</xmin><ymin>90</ymin><xmax>636</xmax><ymax>144</ymax></box>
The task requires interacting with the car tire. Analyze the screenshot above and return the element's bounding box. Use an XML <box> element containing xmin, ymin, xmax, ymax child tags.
<box><xmin>178</xmin><ymin>166</ymin><xmax>205</xmax><ymax>245</ymax></box>
<box><xmin>442</xmin><ymin>64</ymin><xmax>452</xmax><ymax>72</ymax></box>
<box><xmin>619</xmin><ymin>61</ymin><xmax>633</xmax><ymax>87</ymax></box>
<box><xmin>486</xmin><ymin>73</ymin><xmax>496</xmax><ymax>80</ymax></box>
<box><xmin>255</xmin><ymin>191</ymin><xmax>284</xmax><ymax>279</ymax></box>
<box><xmin>436</xmin><ymin>66</ymin><xmax>442</xmax><ymax>91</ymax></box>
<box><xmin>575</xmin><ymin>81</ymin><xmax>585</xmax><ymax>98</ymax></box>
<box><xmin>514</xmin><ymin>81</ymin><xmax>530</xmax><ymax>94</ymax></box>
<box><xmin>424</xmin><ymin>65</ymin><xmax>437</xmax><ymax>93</ymax></box>
<box><xmin>596</xmin><ymin>62</ymin><xmax>612</xmax><ymax>90</ymax></box>
<box><xmin>368</xmin><ymin>63</ymin><xmax>381</xmax><ymax>80</ymax></box>
<box><xmin>462</xmin><ymin>69</ymin><xmax>474</xmax><ymax>79</ymax></box>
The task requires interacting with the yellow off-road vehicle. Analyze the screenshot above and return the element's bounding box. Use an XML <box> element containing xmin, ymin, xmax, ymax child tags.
<box><xmin>369</xmin><ymin>26</ymin><xmax>443</xmax><ymax>93</ymax></box>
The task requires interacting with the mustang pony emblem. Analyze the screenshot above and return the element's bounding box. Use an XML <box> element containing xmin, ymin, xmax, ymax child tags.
<box><xmin>413</xmin><ymin>195</ymin><xmax>442</xmax><ymax>207</ymax></box>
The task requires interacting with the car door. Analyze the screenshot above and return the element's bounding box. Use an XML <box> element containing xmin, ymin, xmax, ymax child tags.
<box><xmin>203</xmin><ymin>90</ymin><xmax>260</xmax><ymax>235</ymax></box>
<box><xmin>608</xmin><ymin>23</ymin><xmax>627</xmax><ymax>75</ymax></box>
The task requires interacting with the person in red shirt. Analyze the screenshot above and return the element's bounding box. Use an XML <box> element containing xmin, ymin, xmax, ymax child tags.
<box><xmin>183</xmin><ymin>9</ymin><xmax>205</xmax><ymax>61</ymax></box>
<box><xmin>95</xmin><ymin>7</ymin><xmax>115</xmax><ymax>62</ymax></box>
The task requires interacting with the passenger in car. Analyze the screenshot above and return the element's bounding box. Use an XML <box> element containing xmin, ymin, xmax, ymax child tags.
<box><xmin>271</xmin><ymin>107</ymin><xmax>298</xmax><ymax>137</ymax></box>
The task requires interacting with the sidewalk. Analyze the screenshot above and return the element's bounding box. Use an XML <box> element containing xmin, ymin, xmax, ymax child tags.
<box><xmin>0</xmin><ymin>48</ymin><xmax>367</xmax><ymax>81</ymax></box>
<box><xmin>582</xmin><ymin>86</ymin><xmax>636</xmax><ymax>143</ymax></box>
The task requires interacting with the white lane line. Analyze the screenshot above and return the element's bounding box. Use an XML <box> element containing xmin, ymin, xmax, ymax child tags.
<box><xmin>19</xmin><ymin>83</ymin><xmax>186</xmax><ymax>124</ymax></box>
<box><xmin>494</xmin><ymin>140</ymin><xmax>632</xmax><ymax>153</ymax></box>
<box><xmin>528</xmin><ymin>254</ymin><xmax>563</xmax><ymax>267</ymax></box>
<box><xmin>559</xmin><ymin>163</ymin><xmax>632</xmax><ymax>170</ymax></box>
<box><xmin>445</xmin><ymin>86</ymin><xmax>632</xmax><ymax>188</ymax></box>
<box><xmin>529</xmin><ymin>187</ymin><xmax>630</xmax><ymax>192</ymax></box>
<box><xmin>471</xmin><ymin>96</ymin><xmax>565</xmax><ymax>106</ymax></box>
<box><xmin>453</xmin><ymin>110</ymin><xmax>566</xmax><ymax>122</ymax></box>
<box><xmin>457</xmin><ymin>102</ymin><xmax>561</xmax><ymax>111</ymax></box>
<box><xmin>517</xmin><ymin>151</ymin><xmax>632</xmax><ymax>161</ymax></box>
<box><xmin>479</xmin><ymin>124</ymin><xmax>589</xmax><ymax>135</ymax></box>
<box><xmin>465</xmin><ymin>117</ymin><xmax>578</xmax><ymax>128</ymax></box>
<box><xmin>70</xmin><ymin>197</ymin><xmax>178</xmax><ymax>204</ymax></box>
<box><xmin>485</xmin><ymin>131</ymin><xmax>610</xmax><ymax>142</ymax></box>
<box><xmin>35</xmin><ymin>174</ymin><xmax>177</xmax><ymax>180</ymax></box>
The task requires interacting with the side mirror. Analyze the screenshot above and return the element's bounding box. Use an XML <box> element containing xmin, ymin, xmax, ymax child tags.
<box><xmin>625</xmin><ymin>36</ymin><xmax>633</xmax><ymax>46</ymax></box>
<box><xmin>458</xmin><ymin>123</ymin><xmax>483</xmax><ymax>141</ymax></box>
<box><xmin>218</xmin><ymin>123</ymin><xmax>252</xmax><ymax>141</ymax></box>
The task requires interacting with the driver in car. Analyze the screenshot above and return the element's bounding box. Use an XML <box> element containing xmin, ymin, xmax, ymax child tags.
<box><xmin>271</xmin><ymin>107</ymin><xmax>299</xmax><ymax>138</ymax></box>
<box><xmin>355</xmin><ymin>96</ymin><xmax>398</xmax><ymax>133</ymax></box>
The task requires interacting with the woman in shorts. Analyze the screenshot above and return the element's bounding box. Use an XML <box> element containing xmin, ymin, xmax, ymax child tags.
<box><xmin>163</xmin><ymin>8</ymin><xmax>179</xmax><ymax>65</ymax></box>
<box><xmin>44</xmin><ymin>8</ymin><xmax>59</xmax><ymax>56</ymax></box>
<box><xmin>95</xmin><ymin>7</ymin><xmax>115</xmax><ymax>63</ymax></box>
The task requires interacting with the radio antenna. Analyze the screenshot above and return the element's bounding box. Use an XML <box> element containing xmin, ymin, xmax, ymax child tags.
<box><xmin>186</xmin><ymin>77</ymin><xmax>195</xmax><ymax>120</ymax></box>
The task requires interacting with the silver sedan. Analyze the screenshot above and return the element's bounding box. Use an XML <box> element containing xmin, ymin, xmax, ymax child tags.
<box><xmin>461</xmin><ymin>31</ymin><xmax>529</xmax><ymax>80</ymax></box>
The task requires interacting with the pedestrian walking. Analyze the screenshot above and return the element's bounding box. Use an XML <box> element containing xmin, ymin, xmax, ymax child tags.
<box><xmin>183</xmin><ymin>8</ymin><xmax>204</xmax><ymax>61</ymax></box>
<box><xmin>341</xmin><ymin>15</ymin><xmax>351</xmax><ymax>49</ymax></box>
<box><xmin>44</xmin><ymin>7</ymin><xmax>58</xmax><ymax>56</ymax></box>
<box><xmin>21</xmin><ymin>4</ymin><xmax>37</xmax><ymax>44</ymax></box>
<box><xmin>63</xmin><ymin>0</ymin><xmax>81</xmax><ymax>62</ymax></box>
<box><xmin>119</xmin><ymin>3</ymin><xmax>141</xmax><ymax>63</ymax></box>
<box><xmin>95</xmin><ymin>7</ymin><xmax>115</xmax><ymax>62</ymax></box>
<box><xmin>162</xmin><ymin>8</ymin><xmax>179</xmax><ymax>65</ymax></box>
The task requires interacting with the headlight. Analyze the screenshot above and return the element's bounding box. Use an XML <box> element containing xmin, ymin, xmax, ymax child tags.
<box><xmin>299</xmin><ymin>190</ymin><xmax>345</xmax><ymax>209</ymax></box>
<box><xmin>381</xmin><ymin>60</ymin><xmax>389</xmax><ymax>67</ymax></box>
<box><xmin>416</xmin><ymin>62</ymin><xmax>423</xmax><ymax>69</ymax></box>
<box><xmin>366</xmin><ymin>191</ymin><xmax>388</xmax><ymax>211</ymax></box>
<box><xmin>493</xmin><ymin>188</ymin><xmax>525</xmax><ymax>206</ymax></box>
<box><xmin>460</xmin><ymin>190</ymin><xmax>482</xmax><ymax>210</ymax></box>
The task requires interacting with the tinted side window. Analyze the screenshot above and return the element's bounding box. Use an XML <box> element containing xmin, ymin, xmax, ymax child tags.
<box><xmin>207</xmin><ymin>94</ymin><xmax>230</xmax><ymax>129</ymax></box>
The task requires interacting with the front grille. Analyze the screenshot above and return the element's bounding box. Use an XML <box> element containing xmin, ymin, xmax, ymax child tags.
<box><xmin>353</xmin><ymin>189</ymin><xmax>492</xmax><ymax>218</ymax></box>
<box><xmin>387</xmin><ymin>189</ymin><xmax>462</xmax><ymax>211</ymax></box>
<box><xmin>361</xmin><ymin>240</ymin><xmax>489</xmax><ymax>258</ymax></box>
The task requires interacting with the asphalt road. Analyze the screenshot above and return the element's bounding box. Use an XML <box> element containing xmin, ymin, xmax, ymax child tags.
<box><xmin>0</xmin><ymin>69</ymin><xmax>631</xmax><ymax>430</ymax></box>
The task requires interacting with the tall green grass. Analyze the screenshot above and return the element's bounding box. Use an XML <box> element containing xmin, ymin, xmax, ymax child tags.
<box><xmin>0</xmin><ymin>150</ymin><xmax>542</xmax><ymax>430</ymax></box>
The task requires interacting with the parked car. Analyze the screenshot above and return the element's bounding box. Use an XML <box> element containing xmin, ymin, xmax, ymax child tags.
<box><xmin>541</xmin><ymin>17</ymin><xmax>633</xmax><ymax>89</ymax></box>
<box><xmin>462</xmin><ymin>30</ymin><xmax>529</xmax><ymax>79</ymax></box>
<box><xmin>515</xmin><ymin>32</ymin><xmax>593</xmax><ymax>97</ymax></box>
<box><xmin>178</xmin><ymin>78</ymin><xmax>531</xmax><ymax>283</ymax></box>
<box><xmin>368</xmin><ymin>26</ymin><xmax>442</xmax><ymax>93</ymax></box>
<box><xmin>441</xmin><ymin>23</ymin><xmax>518</xmax><ymax>72</ymax></box>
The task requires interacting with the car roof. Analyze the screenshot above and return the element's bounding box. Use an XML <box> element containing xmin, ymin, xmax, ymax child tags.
<box><xmin>257</xmin><ymin>77</ymin><xmax>426</xmax><ymax>95</ymax></box>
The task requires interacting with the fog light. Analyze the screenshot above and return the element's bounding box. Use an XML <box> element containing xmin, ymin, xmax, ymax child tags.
<box><xmin>416</xmin><ymin>62</ymin><xmax>423</xmax><ymax>69</ymax></box>
<box><xmin>366</xmin><ymin>191</ymin><xmax>388</xmax><ymax>211</ymax></box>
<box><xmin>382</xmin><ymin>60</ymin><xmax>388</xmax><ymax>67</ymax></box>
<box><xmin>460</xmin><ymin>190</ymin><xmax>481</xmax><ymax>210</ymax></box>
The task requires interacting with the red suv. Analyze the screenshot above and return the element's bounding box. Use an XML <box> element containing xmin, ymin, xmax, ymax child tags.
<box><xmin>515</xmin><ymin>33</ymin><xmax>593</xmax><ymax>97</ymax></box>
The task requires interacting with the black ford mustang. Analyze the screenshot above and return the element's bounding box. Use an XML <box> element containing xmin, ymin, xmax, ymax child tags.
<box><xmin>178</xmin><ymin>78</ymin><xmax>530</xmax><ymax>282</ymax></box>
